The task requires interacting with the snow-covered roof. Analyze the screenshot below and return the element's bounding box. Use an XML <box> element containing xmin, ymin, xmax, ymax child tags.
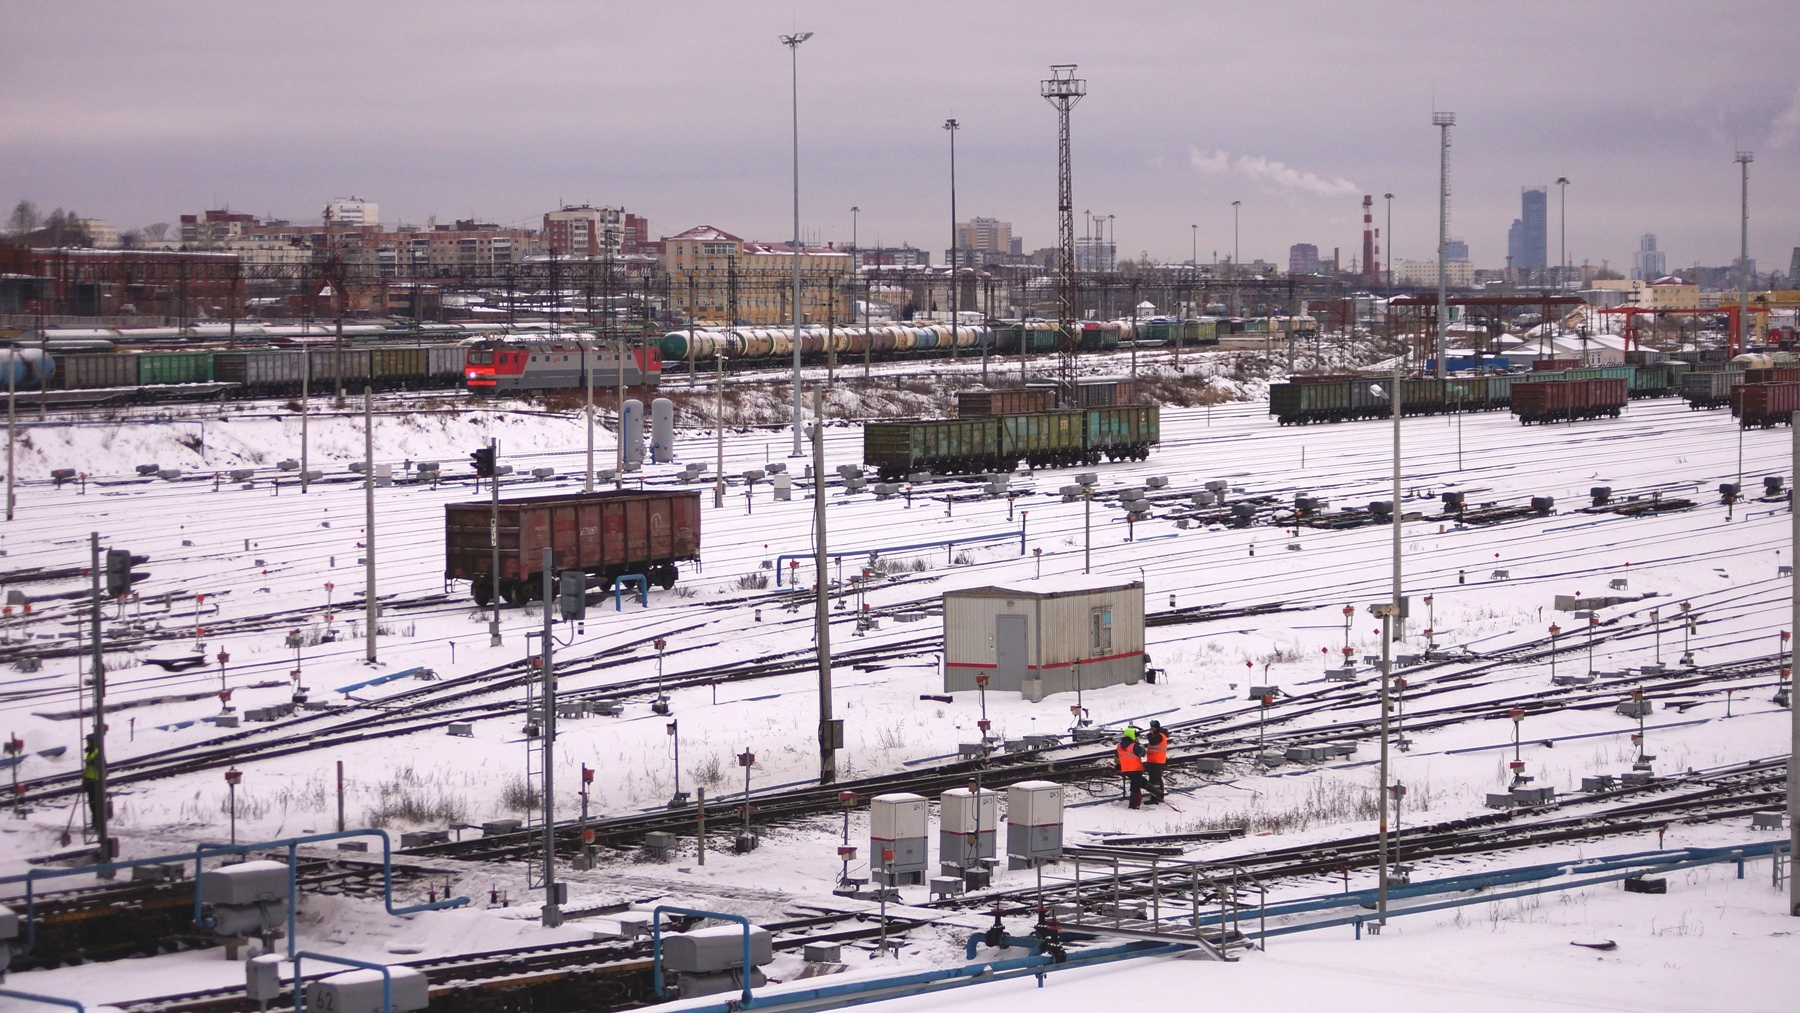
<box><xmin>949</xmin><ymin>575</ymin><xmax>1142</xmax><ymax>599</ymax></box>
<box><xmin>665</xmin><ymin>225</ymin><xmax>743</xmax><ymax>243</ymax></box>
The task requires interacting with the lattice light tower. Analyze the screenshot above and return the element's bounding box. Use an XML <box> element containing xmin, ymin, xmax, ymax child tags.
<box><xmin>1042</xmin><ymin>64</ymin><xmax>1086</xmax><ymax>397</ymax></box>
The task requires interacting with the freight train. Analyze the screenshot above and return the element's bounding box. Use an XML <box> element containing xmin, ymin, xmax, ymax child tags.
<box><xmin>44</xmin><ymin>344</ymin><xmax>468</xmax><ymax>394</ymax></box>
<box><xmin>1269</xmin><ymin>362</ymin><xmax>1686</xmax><ymax>425</ymax></box>
<box><xmin>863</xmin><ymin>404</ymin><xmax>1160</xmax><ymax>480</ymax></box>
<box><xmin>5</xmin><ymin>327</ymin><xmax>669</xmax><ymax>399</ymax></box>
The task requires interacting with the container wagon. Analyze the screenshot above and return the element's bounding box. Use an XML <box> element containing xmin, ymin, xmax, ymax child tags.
<box><xmin>956</xmin><ymin>387</ymin><xmax>1057</xmax><ymax>416</ymax></box>
<box><xmin>1270</xmin><ymin>377</ymin><xmax>1384</xmax><ymax>424</ymax></box>
<box><xmin>445</xmin><ymin>489</ymin><xmax>701</xmax><ymax>606</ymax></box>
<box><xmin>865</xmin><ymin>405</ymin><xmax>1160</xmax><ymax>478</ymax></box>
<box><xmin>137</xmin><ymin>351</ymin><xmax>214</xmax><ymax>385</ymax></box>
<box><xmin>1737</xmin><ymin>383</ymin><xmax>1800</xmax><ymax>427</ymax></box>
<box><xmin>1082</xmin><ymin>404</ymin><xmax>1159</xmax><ymax>461</ymax></box>
<box><xmin>864</xmin><ymin>418</ymin><xmax>1001</xmax><ymax>480</ymax></box>
<box><xmin>53</xmin><ymin>352</ymin><xmax>137</xmax><ymax>389</ymax></box>
<box><xmin>1511</xmin><ymin>378</ymin><xmax>1627</xmax><ymax>424</ymax></box>
<box><xmin>1680</xmin><ymin>370</ymin><xmax>1741</xmax><ymax>409</ymax></box>
<box><xmin>213</xmin><ymin>350</ymin><xmax>306</xmax><ymax>392</ymax></box>
<box><xmin>997</xmin><ymin>411</ymin><xmax>1085</xmax><ymax>470</ymax></box>
<box><xmin>1073</xmin><ymin>377</ymin><xmax>1134</xmax><ymax>408</ymax></box>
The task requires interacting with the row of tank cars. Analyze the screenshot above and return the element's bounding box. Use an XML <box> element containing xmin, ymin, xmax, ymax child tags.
<box><xmin>655</xmin><ymin>318</ymin><xmax>1222</xmax><ymax>363</ymax></box>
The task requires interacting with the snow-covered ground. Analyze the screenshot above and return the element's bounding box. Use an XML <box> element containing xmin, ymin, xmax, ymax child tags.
<box><xmin>0</xmin><ymin>349</ymin><xmax>1795</xmax><ymax>1009</ymax></box>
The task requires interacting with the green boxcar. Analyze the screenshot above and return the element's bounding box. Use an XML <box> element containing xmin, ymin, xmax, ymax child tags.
<box><xmin>370</xmin><ymin>347</ymin><xmax>430</xmax><ymax>387</ymax></box>
<box><xmin>136</xmin><ymin>351</ymin><xmax>214</xmax><ymax>386</ymax></box>
<box><xmin>1084</xmin><ymin>405</ymin><xmax>1160</xmax><ymax>461</ymax></box>
<box><xmin>999</xmin><ymin>411</ymin><xmax>1084</xmax><ymax>468</ymax></box>
<box><xmin>1484</xmin><ymin>374</ymin><xmax>1517</xmax><ymax>407</ymax></box>
<box><xmin>1399</xmin><ymin>378</ymin><xmax>1446</xmax><ymax>414</ymax></box>
<box><xmin>863</xmin><ymin>418</ymin><xmax>999</xmax><ymax>480</ymax></box>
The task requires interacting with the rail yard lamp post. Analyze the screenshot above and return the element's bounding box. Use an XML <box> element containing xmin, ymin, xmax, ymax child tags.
<box><xmin>1788</xmin><ymin>409</ymin><xmax>1799</xmax><ymax>916</ymax></box>
<box><xmin>1082</xmin><ymin>482</ymin><xmax>1094</xmax><ymax>574</ymax></box>
<box><xmin>714</xmin><ymin>353</ymin><xmax>727</xmax><ymax>508</ymax></box>
<box><xmin>1554</xmin><ymin>177</ymin><xmax>1569</xmax><ymax>292</ymax></box>
<box><xmin>1230</xmin><ymin>200</ymin><xmax>1241</xmax><ymax>316</ymax></box>
<box><xmin>945</xmin><ymin>119</ymin><xmax>961</xmax><ymax>372</ymax></box>
<box><xmin>1383</xmin><ymin>193</ymin><xmax>1394</xmax><ymax>293</ymax></box>
<box><xmin>781</xmin><ymin>29</ymin><xmax>814</xmax><ymax>459</ymax></box>
<box><xmin>584</xmin><ymin>335</ymin><xmax>596</xmax><ymax>494</ymax></box>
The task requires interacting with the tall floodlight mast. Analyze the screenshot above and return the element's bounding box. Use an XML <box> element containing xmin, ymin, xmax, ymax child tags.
<box><xmin>1433</xmin><ymin>111</ymin><xmax>1455</xmax><ymax>378</ymax></box>
<box><xmin>1042</xmin><ymin>65</ymin><xmax>1085</xmax><ymax>401</ymax></box>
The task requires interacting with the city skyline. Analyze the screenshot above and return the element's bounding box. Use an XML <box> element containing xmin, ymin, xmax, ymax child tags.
<box><xmin>4</xmin><ymin>2</ymin><xmax>1797</xmax><ymax>275</ymax></box>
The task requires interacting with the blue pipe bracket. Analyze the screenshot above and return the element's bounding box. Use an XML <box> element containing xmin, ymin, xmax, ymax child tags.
<box><xmin>652</xmin><ymin>905</ymin><xmax>754</xmax><ymax>1007</ymax></box>
<box><xmin>615</xmin><ymin>574</ymin><xmax>649</xmax><ymax>610</ymax></box>
<box><xmin>0</xmin><ymin>988</ymin><xmax>92</xmax><ymax>1013</ymax></box>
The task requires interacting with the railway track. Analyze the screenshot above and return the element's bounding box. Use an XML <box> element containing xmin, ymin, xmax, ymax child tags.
<box><xmin>955</xmin><ymin>755</ymin><xmax>1790</xmax><ymax>915</ymax></box>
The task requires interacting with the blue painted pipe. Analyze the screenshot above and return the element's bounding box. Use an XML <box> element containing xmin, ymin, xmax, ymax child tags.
<box><xmin>675</xmin><ymin>940</ymin><xmax>1182</xmax><ymax>1013</ymax></box>
<box><xmin>652</xmin><ymin>905</ymin><xmax>756</xmax><ymax>1007</ymax></box>
<box><xmin>0</xmin><ymin>987</ymin><xmax>88</xmax><ymax>1013</ymax></box>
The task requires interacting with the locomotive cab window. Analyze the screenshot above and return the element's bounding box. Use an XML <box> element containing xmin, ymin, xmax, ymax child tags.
<box><xmin>1090</xmin><ymin>608</ymin><xmax>1112</xmax><ymax>655</ymax></box>
<box><xmin>468</xmin><ymin>352</ymin><xmax>493</xmax><ymax>364</ymax></box>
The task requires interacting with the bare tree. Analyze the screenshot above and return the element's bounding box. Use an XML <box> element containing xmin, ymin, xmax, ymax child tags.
<box><xmin>7</xmin><ymin>200</ymin><xmax>40</xmax><ymax>236</ymax></box>
<box><xmin>142</xmin><ymin>222</ymin><xmax>170</xmax><ymax>242</ymax></box>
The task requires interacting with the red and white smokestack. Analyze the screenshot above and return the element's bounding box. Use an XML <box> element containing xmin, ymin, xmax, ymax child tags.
<box><xmin>1361</xmin><ymin>195</ymin><xmax>1377</xmax><ymax>283</ymax></box>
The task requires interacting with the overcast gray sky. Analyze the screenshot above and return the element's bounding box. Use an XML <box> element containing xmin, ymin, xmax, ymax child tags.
<box><xmin>5</xmin><ymin>1</ymin><xmax>1797</xmax><ymax>274</ymax></box>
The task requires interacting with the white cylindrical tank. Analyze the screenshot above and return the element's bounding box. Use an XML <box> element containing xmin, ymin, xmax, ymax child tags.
<box><xmin>651</xmin><ymin>397</ymin><xmax>675</xmax><ymax>463</ymax></box>
<box><xmin>622</xmin><ymin>398</ymin><xmax>645</xmax><ymax>465</ymax></box>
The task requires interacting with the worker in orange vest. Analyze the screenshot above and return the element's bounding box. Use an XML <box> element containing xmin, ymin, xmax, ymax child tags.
<box><xmin>1116</xmin><ymin>728</ymin><xmax>1147</xmax><ymax>809</ymax></box>
<box><xmin>1143</xmin><ymin>720</ymin><xmax>1169</xmax><ymax>803</ymax></box>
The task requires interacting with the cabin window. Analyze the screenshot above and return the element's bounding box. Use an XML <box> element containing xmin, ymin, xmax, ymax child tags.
<box><xmin>468</xmin><ymin>352</ymin><xmax>493</xmax><ymax>364</ymax></box>
<box><xmin>1091</xmin><ymin>608</ymin><xmax>1112</xmax><ymax>654</ymax></box>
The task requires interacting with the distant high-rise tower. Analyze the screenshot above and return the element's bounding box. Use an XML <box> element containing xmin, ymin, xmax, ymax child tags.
<box><xmin>1361</xmin><ymin>195</ymin><xmax>1380</xmax><ymax>284</ymax></box>
<box><xmin>1288</xmin><ymin>243</ymin><xmax>1321</xmax><ymax>276</ymax></box>
<box><xmin>1632</xmin><ymin>234</ymin><xmax>1667</xmax><ymax>281</ymax></box>
<box><xmin>1517</xmin><ymin>187</ymin><xmax>1548</xmax><ymax>270</ymax></box>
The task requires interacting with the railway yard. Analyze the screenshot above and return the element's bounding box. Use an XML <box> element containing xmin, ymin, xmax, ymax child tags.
<box><xmin>0</xmin><ymin>345</ymin><xmax>1795</xmax><ymax>1011</ymax></box>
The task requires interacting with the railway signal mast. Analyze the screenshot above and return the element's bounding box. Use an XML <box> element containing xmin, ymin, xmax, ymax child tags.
<box><xmin>1042</xmin><ymin>64</ymin><xmax>1085</xmax><ymax>402</ymax></box>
